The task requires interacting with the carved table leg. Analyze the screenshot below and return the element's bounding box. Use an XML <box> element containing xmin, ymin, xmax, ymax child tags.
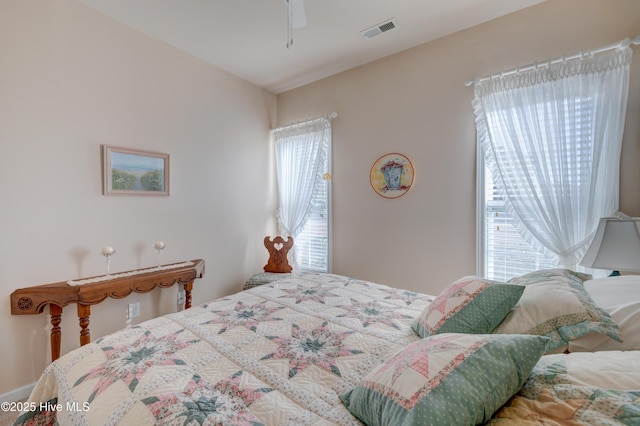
<box><xmin>184</xmin><ymin>282</ymin><xmax>193</xmax><ymax>309</ymax></box>
<box><xmin>77</xmin><ymin>304</ymin><xmax>91</xmax><ymax>346</ymax></box>
<box><xmin>50</xmin><ymin>304</ymin><xmax>62</xmax><ymax>362</ymax></box>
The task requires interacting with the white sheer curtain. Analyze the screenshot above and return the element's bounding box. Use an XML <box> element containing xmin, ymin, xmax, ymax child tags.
<box><xmin>272</xmin><ymin>118</ymin><xmax>330</xmax><ymax>264</ymax></box>
<box><xmin>473</xmin><ymin>43</ymin><xmax>632</xmax><ymax>268</ymax></box>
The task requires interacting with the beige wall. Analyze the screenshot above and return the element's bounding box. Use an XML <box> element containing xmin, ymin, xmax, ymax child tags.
<box><xmin>277</xmin><ymin>0</ymin><xmax>640</xmax><ymax>293</ymax></box>
<box><xmin>0</xmin><ymin>0</ymin><xmax>276</xmax><ymax>396</ymax></box>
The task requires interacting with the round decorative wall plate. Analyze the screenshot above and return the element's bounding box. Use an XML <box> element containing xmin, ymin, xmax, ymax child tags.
<box><xmin>370</xmin><ymin>153</ymin><xmax>415</xmax><ymax>199</ymax></box>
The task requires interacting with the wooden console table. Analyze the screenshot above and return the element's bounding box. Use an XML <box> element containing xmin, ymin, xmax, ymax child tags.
<box><xmin>10</xmin><ymin>259</ymin><xmax>205</xmax><ymax>361</ymax></box>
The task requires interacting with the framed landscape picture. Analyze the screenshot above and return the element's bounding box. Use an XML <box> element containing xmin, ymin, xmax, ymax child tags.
<box><xmin>102</xmin><ymin>145</ymin><xmax>170</xmax><ymax>196</ymax></box>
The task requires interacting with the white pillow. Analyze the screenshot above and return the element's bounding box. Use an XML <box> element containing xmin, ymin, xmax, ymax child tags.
<box><xmin>567</xmin><ymin>275</ymin><xmax>640</xmax><ymax>352</ymax></box>
<box><xmin>492</xmin><ymin>269</ymin><xmax>621</xmax><ymax>352</ymax></box>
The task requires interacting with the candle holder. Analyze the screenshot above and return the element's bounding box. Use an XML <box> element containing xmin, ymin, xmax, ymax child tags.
<box><xmin>100</xmin><ymin>246</ymin><xmax>115</xmax><ymax>277</ymax></box>
<box><xmin>153</xmin><ymin>241</ymin><xmax>165</xmax><ymax>269</ymax></box>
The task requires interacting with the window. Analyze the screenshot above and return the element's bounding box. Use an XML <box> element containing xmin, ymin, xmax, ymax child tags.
<box><xmin>478</xmin><ymin>96</ymin><xmax>597</xmax><ymax>280</ymax></box>
<box><xmin>474</xmin><ymin>46</ymin><xmax>630</xmax><ymax>281</ymax></box>
<box><xmin>476</xmin><ymin>84</ymin><xmax>624</xmax><ymax>280</ymax></box>
<box><xmin>294</xmin><ymin>157</ymin><xmax>330</xmax><ymax>272</ymax></box>
<box><xmin>481</xmin><ymin>161</ymin><xmax>556</xmax><ymax>281</ymax></box>
<box><xmin>272</xmin><ymin>117</ymin><xmax>332</xmax><ymax>272</ymax></box>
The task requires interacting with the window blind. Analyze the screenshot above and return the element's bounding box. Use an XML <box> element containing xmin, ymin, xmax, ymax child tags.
<box><xmin>273</xmin><ymin>117</ymin><xmax>331</xmax><ymax>273</ymax></box>
<box><xmin>482</xmin><ymin>97</ymin><xmax>593</xmax><ymax>281</ymax></box>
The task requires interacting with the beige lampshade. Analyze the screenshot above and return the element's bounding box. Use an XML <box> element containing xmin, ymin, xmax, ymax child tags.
<box><xmin>580</xmin><ymin>217</ymin><xmax>640</xmax><ymax>273</ymax></box>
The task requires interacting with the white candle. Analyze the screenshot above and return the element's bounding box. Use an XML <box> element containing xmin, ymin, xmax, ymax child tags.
<box><xmin>153</xmin><ymin>241</ymin><xmax>165</xmax><ymax>250</ymax></box>
<box><xmin>101</xmin><ymin>246</ymin><xmax>115</xmax><ymax>256</ymax></box>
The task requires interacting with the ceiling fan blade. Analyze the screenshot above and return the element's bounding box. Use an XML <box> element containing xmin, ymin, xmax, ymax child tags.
<box><xmin>292</xmin><ymin>0</ymin><xmax>306</xmax><ymax>29</ymax></box>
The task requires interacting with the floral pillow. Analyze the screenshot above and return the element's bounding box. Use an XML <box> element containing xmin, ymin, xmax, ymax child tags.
<box><xmin>340</xmin><ymin>333</ymin><xmax>549</xmax><ymax>426</ymax></box>
<box><xmin>412</xmin><ymin>276</ymin><xmax>525</xmax><ymax>338</ymax></box>
<box><xmin>492</xmin><ymin>269</ymin><xmax>622</xmax><ymax>352</ymax></box>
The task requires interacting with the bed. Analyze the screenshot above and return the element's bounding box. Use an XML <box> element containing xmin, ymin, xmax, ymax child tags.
<box><xmin>13</xmin><ymin>270</ymin><xmax>640</xmax><ymax>425</ymax></box>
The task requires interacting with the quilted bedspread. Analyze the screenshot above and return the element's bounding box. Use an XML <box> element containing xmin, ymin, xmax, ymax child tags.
<box><xmin>489</xmin><ymin>350</ymin><xmax>640</xmax><ymax>425</ymax></box>
<box><xmin>14</xmin><ymin>273</ymin><xmax>432</xmax><ymax>426</ymax></box>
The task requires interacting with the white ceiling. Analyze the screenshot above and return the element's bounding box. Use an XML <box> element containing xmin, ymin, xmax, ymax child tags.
<box><xmin>80</xmin><ymin>0</ymin><xmax>545</xmax><ymax>94</ymax></box>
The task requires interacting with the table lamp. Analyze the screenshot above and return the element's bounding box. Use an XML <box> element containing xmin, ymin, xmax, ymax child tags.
<box><xmin>580</xmin><ymin>216</ymin><xmax>640</xmax><ymax>276</ymax></box>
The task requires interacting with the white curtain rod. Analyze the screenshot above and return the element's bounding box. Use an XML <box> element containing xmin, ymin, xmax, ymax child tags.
<box><xmin>271</xmin><ymin>112</ymin><xmax>337</xmax><ymax>132</ymax></box>
<box><xmin>465</xmin><ymin>34</ymin><xmax>640</xmax><ymax>87</ymax></box>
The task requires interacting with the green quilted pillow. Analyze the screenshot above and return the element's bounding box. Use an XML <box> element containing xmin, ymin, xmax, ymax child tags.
<box><xmin>341</xmin><ymin>333</ymin><xmax>549</xmax><ymax>426</ymax></box>
<box><xmin>412</xmin><ymin>276</ymin><xmax>525</xmax><ymax>338</ymax></box>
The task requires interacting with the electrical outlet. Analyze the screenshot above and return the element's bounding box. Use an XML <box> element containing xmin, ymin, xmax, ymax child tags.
<box><xmin>128</xmin><ymin>302</ymin><xmax>140</xmax><ymax>319</ymax></box>
<box><xmin>177</xmin><ymin>290</ymin><xmax>185</xmax><ymax>305</ymax></box>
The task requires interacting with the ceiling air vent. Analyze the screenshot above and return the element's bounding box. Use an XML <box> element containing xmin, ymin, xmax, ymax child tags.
<box><xmin>360</xmin><ymin>18</ymin><xmax>397</xmax><ymax>39</ymax></box>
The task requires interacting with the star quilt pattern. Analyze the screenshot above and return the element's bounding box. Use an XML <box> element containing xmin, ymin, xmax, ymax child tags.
<box><xmin>15</xmin><ymin>273</ymin><xmax>431</xmax><ymax>426</ymax></box>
